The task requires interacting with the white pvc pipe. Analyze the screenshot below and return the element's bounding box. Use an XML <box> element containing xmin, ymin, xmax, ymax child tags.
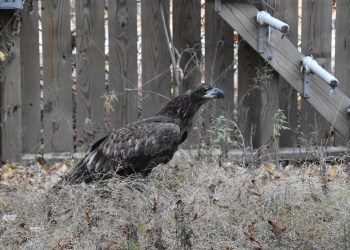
<box><xmin>302</xmin><ymin>56</ymin><xmax>339</xmax><ymax>88</ymax></box>
<box><xmin>257</xmin><ymin>11</ymin><xmax>290</xmax><ymax>33</ymax></box>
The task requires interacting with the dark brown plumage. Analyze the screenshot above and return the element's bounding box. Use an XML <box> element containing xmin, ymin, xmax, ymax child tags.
<box><xmin>51</xmin><ymin>84</ymin><xmax>224</xmax><ymax>190</ymax></box>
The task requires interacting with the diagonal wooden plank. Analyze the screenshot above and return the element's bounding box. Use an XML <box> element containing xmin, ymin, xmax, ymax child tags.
<box><xmin>207</xmin><ymin>1</ymin><xmax>350</xmax><ymax>138</ymax></box>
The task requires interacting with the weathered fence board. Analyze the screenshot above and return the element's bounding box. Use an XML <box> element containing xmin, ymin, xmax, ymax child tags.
<box><xmin>172</xmin><ymin>0</ymin><xmax>202</xmax><ymax>145</ymax></box>
<box><xmin>0</xmin><ymin>11</ymin><xmax>22</xmax><ymax>161</ymax></box>
<box><xmin>335</xmin><ymin>0</ymin><xmax>350</xmax><ymax>144</ymax></box>
<box><xmin>237</xmin><ymin>40</ymin><xmax>262</xmax><ymax>147</ymax></box>
<box><xmin>300</xmin><ymin>0</ymin><xmax>332</xmax><ymax>146</ymax></box>
<box><xmin>20</xmin><ymin>1</ymin><xmax>41</xmax><ymax>154</ymax></box>
<box><xmin>108</xmin><ymin>0</ymin><xmax>138</xmax><ymax>130</ymax></box>
<box><xmin>173</xmin><ymin>0</ymin><xmax>201</xmax><ymax>93</ymax></box>
<box><xmin>76</xmin><ymin>0</ymin><xmax>106</xmax><ymax>151</ymax></box>
<box><xmin>41</xmin><ymin>0</ymin><xmax>73</xmax><ymax>153</ymax></box>
<box><xmin>274</xmin><ymin>0</ymin><xmax>299</xmax><ymax>147</ymax></box>
<box><xmin>205</xmin><ymin>4</ymin><xmax>235</xmax><ymax>121</ymax></box>
<box><xmin>141</xmin><ymin>0</ymin><xmax>171</xmax><ymax>118</ymax></box>
<box><xmin>208</xmin><ymin>1</ymin><xmax>350</xmax><ymax>139</ymax></box>
<box><xmin>236</xmin><ymin>6</ymin><xmax>279</xmax><ymax>148</ymax></box>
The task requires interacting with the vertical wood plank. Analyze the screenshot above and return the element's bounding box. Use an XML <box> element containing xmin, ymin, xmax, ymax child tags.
<box><xmin>0</xmin><ymin>11</ymin><xmax>22</xmax><ymax>162</ymax></box>
<box><xmin>237</xmin><ymin>40</ymin><xmax>260</xmax><ymax>147</ymax></box>
<box><xmin>238</xmin><ymin>40</ymin><xmax>279</xmax><ymax>148</ymax></box>
<box><xmin>141</xmin><ymin>0</ymin><xmax>171</xmax><ymax>118</ymax></box>
<box><xmin>20</xmin><ymin>1</ymin><xmax>41</xmax><ymax>154</ymax></box>
<box><xmin>173</xmin><ymin>0</ymin><xmax>201</xmax><ymax>93</ymax></box>
<box><xmin>108</xmin><ymin>0</ymin><xmax>138</xmax><ymax>129</ymax></box>
<box><xmin>268</xmin><ymin>0</ymin><xmax>299</xmax><ymax>147</ymax></box>
<box><xmin>76</xmin><ymin>0</ymin><xmax>105</xmax><ymax>151</ymax></box>
<box><xmin>42</xmin><ymin>0</ymin><xmax>73</xmax><ymax>153</ymax></box>
<box><xmin>205</xmin><ymin>5</ymin><xmax>235</xmax><ymax>121</ymax></box>
<box><xmin>335</xmin><ymin>0</ymin><xmax>350</xmax><ymax>144</ymax></box>
<box><xmin>237</xmin><ymin>2</ymin><xmax>279</xmax><ymax>150</ymax></box>
<box><xmin>301</xmin><ymin>0</ymin><xmax>332</xmax><ymax>146</ymax></box>
<box><xmin>172</xmin><ymin>0</ymin><xmax>202</xmax><ymax>146</ymax></box>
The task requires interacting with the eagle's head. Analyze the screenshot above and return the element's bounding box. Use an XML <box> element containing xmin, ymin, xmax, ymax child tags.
<box><xmin>188</xmin><ymin>83</ymin><xmax>225</xmax><ymax>104</ymax></box>
<box><xmin>159</xmin><ymin>83</ymin><xmax>224</xmax><ymax>120</ymax></box>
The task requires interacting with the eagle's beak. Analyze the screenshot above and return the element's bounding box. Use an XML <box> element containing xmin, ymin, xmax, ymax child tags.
<box><xmin>204</xmin><ymin>87</ymin><xmax>225</xmax><ymax>99</ymax></box>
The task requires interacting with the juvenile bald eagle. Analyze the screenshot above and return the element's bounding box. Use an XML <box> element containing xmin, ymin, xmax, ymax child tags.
<box><xmin>52</xmin><ymin>84</ymin><xmax>224</xmax><ymax>190</ymax></box>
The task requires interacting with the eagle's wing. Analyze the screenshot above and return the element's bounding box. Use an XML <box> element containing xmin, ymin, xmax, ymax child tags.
<box><xmin>84</xmin><ymin>121</ymin><xmax>181</xmax><ymax>174</ymax></box>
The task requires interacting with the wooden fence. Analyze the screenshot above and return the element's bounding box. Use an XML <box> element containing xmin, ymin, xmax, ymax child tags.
<box><xmin>0</xmin><ymin>0</ymin><xmax>349</xmax><ymax>162</ymax></box>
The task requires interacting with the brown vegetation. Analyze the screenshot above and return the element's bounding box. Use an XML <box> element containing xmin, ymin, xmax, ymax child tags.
<box><xmin>1</xmin><ymin>151</ymin><xmax>350</xmax><ymax>249</ymax></box>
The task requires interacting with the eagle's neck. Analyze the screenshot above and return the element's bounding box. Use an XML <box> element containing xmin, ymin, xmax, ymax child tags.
<box><xmin>158</xmin><ymin>94</ymin><xmax>202</xmax><ymax>126</ymax></box>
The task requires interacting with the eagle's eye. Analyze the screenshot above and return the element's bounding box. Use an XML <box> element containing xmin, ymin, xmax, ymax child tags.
<box><xmin>202</xmin><ymin>87</ymin><xmax>210</xmax><ymax>93</ymax></box>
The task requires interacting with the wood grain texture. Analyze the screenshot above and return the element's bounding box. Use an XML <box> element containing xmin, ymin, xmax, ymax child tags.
<box><xmin>300</xmin><ymin>0</ymin><xmax>332</xmax><ymax>145</ymax></box>
<box><xmin>237</xmin><ymin>40</ymin><xmax>261</xmax><ymax>147</ymax></box>
<box><xmin>108</xmin><ymin>0</ymin><xmax>138</xmax><ymax>129</ymax></box>
<box><xmin>42</xmin><ymin>0</ymin><xmax>73</xmax><ymax>153</ymax></box>
<box><xmin>237</xmin><ymin>41</ymin><xmax>279</xmax><ymax>148</ymax></box>
<box><xmin>335</xmin><ymin>0</ymin><xmax>350</xmax><ymax>144</ymax></box>
<box><xmin>141</xmin><ymin>0</ymin><xmax>171</xmax><ymax>118</ymax></box>
<box><xmin>76</xmin><ymin>0</ymin><xmax>105</xmax><ymax>151</ymax></box>
<box><xmin>236</xmin><ymin>1</ymin><xmax>279</xmax><ymax>148</ymax></box>
<box><xmin>270</xmin><ymin>0</ymin><xmax>299</xmax><ymax>147</ymax></box>
<box><xmin>20</xmin><ymin>0</ymin><xmax>41</xmax><ymax>154</ymax></box>
<box><xmin>0</xmin><ymin>11</ymin><xmax>22</xmax><ymax>162</ymax></box>
<box><xmin>205</xmin><ymin>4</ymin><xmax>235</xmax><ymax>121</ymax></box>
<box><xmin>207</xmin><ymin>1</ymin><xmax>350</xmax><ymax>139</ymax></box>
<box><xmin>173</xmin><ymin>0</ymin><xmax>201</xmax><ymax>93</ymax></box>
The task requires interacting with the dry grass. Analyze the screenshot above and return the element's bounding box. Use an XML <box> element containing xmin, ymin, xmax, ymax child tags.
<box><xmin>1</xmin><ymin>151</ymin><xmax>350</xmax><ymax>249</ymax></box>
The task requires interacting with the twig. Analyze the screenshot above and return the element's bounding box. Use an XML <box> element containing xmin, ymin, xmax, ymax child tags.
<box><xmin>125</xmin><ymin>88</ymin><xmax>171</xmax><ymax>101</ymax></box>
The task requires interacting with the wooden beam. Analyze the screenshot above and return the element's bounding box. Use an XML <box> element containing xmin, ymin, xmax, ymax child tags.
<box><xmin>207</xmin><ymin>1</ymin><xmax>350</xmax><ymax>138</ymax></box>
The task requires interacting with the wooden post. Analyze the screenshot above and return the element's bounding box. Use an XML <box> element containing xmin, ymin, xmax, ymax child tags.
<box><xmin>300</xmin><ymin>0</ymin><xmax>332</xmax><ymax>146</ymax></box>
<box><xmin>75</xmin><ymin>0</ymin><xmax>106</xmax><ymax>151</ymax></box>
<box><xmin>141</xmin><ymin>0</ymin><xmax>171</xmax><ymax>118</ymax></box>
<box><xmin>0</xmin><ymin>10</ymin><xmax>22</xmax><ymax>162</ymax></box>
<box><xmin>42</xmin><ymin>0</ymin><xmax>73</xmax><ymax>153</ymax></box>
<box><xmin>108</xmin><ymin>0</ymin><xmax>138</xmax><ymax>130</ymax></box>
<box><xmin>20</xmin><ymin>1</ymin><xmax>41</xmax><ymax>154</ymax></box>
<box><xmin>335</xmin><ymin>0</ymin><xmax>350</xmax><ymax>144</ymax></box>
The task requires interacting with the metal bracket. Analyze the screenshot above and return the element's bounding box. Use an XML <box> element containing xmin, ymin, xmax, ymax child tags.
<box><xmin>303</xmin><ymin>70</ymin><xmax>311</xmax><ymax>98</ymax></box>
<box><xmin>215</xmin><ymin>0</ymin><xmax>221</xmax><ymax>12</ymax></box>
<box><xmin>257</xmin><ymin>24</ymin><xmax>268</xmax><ymax>54</ymax></box>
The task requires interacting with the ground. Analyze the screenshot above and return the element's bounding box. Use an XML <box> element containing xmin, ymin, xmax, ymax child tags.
<box><xmin>1</xmin><ymin>150</ymin><xmax>350</xmax><ymax>249</ymax></box>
